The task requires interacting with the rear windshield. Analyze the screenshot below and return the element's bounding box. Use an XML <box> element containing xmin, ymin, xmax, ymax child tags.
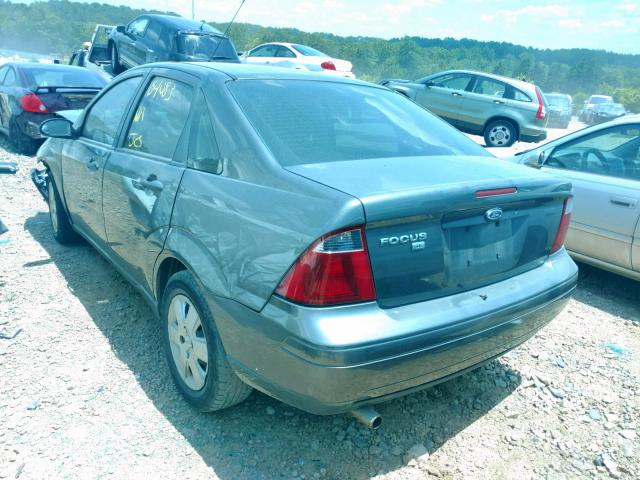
<box><xmin>598</xmin><ymin>104</ymin><xmax>625</xmax><ymax>112</ymax></box>
<box><xmin>546</xmin><ymin>95</ymin><xmax>570</xmax><ymax>107</ymax></box>
<box><xmin>22</xmin><ymin>67</ymin><xmax>105</xmax><ymax>88</ymax></box>
<box><xmin>176</xmin><ymin>34</ymin><xmax>237</xmax><ymax>60</ymax></box>
<box><xmin>292</xmin><ymin>44</ymin><xmax>328</xmax><ymax>57</ymax></box>
<box><xmin>229</xmin><ymin>79</ymin><xmax>490</xmax><ymax>166</ymax></box>
<box><xmin>591</xmin><ymin>96</ymin><xmax>613</xmax><ymax>104</ymax></box>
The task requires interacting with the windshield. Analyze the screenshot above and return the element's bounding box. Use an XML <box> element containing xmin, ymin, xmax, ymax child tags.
<box><xmin>176</xmin><ymin>33</ymin><xmax>237</xmax><ymax>60</ymax></box>
<box><xmin>292</xmin><ymin>44</ymin><xmax>329</xmax><ymax>57</ymax></box>
<box><xmin>229</xmin><ymin>79</ymin><xmax>490</xmax><ymax>167</ymax></box>
<box><xmin>22</xmin><ymin>67</ymin><xmax>105</xmax><ymax>88</ymax></box>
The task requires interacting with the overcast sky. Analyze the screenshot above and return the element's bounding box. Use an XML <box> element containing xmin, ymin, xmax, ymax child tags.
<box><xmin>46</xmin><ymin>0</ymin><xmax>640</xmax><ymax>53</ymax></box>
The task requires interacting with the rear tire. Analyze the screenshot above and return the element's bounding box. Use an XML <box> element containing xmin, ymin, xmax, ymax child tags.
<box><xmin>47</xmin><ymin>176</ymin><xmax>80</xmax><ymax>244</ymax></box>
<box><xmin>484</xmin><ymin>119</ymin><xmax>517</xmax><ymax>147</ymax></box>
<box><xmin>9</xmin><ymin>118</ymin><xmax>37</xmax><ymax>155</ymax></box>
<box><xmin>161</xmin><ymin>270</ymin><xmax>252</xmax><ymax>412</ymax></box>
<box><xmin>110</xmin><ymin>44</ymin><xmax>123</xmax><ymax>74</ymax></box>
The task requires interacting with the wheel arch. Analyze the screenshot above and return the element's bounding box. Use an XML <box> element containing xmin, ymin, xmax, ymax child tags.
<box><xmin>155</xmin><ymin>256</ymin><xmax>188</xmax><ymax>304</ymax></box>
<box><xmin>154</xmin><ymin>228</ymin><xmax>233</xmax><ymax>307</ymax></box>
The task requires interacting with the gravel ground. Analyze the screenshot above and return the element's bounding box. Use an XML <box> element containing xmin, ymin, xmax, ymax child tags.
<box><xmin>0</xmin><ymin>133</ymin><xmax>639</xmax><ymax>480</ymax></box>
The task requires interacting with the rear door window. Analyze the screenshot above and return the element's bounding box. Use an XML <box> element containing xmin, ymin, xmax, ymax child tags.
<box><xmin>249</xmin><ymin>45</ymin><xmax>279</xmax><ymax>57</ymax></box>
<box><xmin>473</xmin><ymin>77</ymin><xmax>507</xmax><ymax>98</ymax></box>
<box><xmin>82</xmin><ymin>76</ymin><xmax>142</xmax><ymax>145</ymax></box>
<box><xmin>3</xmin><ymin>68</ymin><xmax>17</xmax><ymax>87</ymax></box>
<box><xmin>144</xmin><ymin>21</ymin><xmax>171</xmax><ymax>51</ymax></box>
<box><xmin>276</xmin><ymin>46</ymin><xmax>297</xmax><ymax>58</ymax></box>
<box><xmin>124</xmin><ymin>76</ymin><xmax>194</xmax><ymax>159</ymax></box>
<box><xmin>0</xmin><ymin>66</ymin><xmax>9</xmax><ymax>84</ymax></box>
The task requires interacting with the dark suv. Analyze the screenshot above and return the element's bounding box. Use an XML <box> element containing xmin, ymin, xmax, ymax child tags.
<box><xmin>109</xmin><ymin>14</ymin><xmax>239</xmax><ymax>73</ymax></box>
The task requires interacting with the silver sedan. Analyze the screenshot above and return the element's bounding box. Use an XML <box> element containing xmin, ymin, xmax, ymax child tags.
<box><xmin>515</xmin><ymin>116</ymin><xmax>640</xmax><ymax>281</ymax></box>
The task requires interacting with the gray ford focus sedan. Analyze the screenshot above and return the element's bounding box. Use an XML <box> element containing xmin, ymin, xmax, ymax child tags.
<box><xmin>36</xmin><ymin>62</ymin><xmax>577</xmax><ymax>424</ymax></box>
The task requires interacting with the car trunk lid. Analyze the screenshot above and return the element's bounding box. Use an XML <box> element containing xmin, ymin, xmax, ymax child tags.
<box><xmin>286</xmin><ymin>155</ymin><xmax>571</xmax><ymax>308</ymax></box>
<box><xmin>35</xmin><ymin>87</ymin><xmax>101</xmax><ymax>112</ymax></box>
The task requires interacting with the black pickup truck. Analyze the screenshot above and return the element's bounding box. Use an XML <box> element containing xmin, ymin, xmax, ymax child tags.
<box><xmin>108</xmin><ymin>14</ymin><xmax>239</xmax><ymax>73</ymax></box>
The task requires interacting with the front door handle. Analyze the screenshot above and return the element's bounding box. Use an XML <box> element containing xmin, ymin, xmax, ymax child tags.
<box><xmin>610</xmin><ymin>196</ymin><xmax>637</xmax><ymax>208</ymax></box>
<box><xmin>493</xmin><ymin>99</ymin><xmax>504</xmax><ymax>104</ymax></box>
<box><xmin>86</xmin><ymin>158</ymin><xmax>100</xmax><ymax>171</ymax></box>
<box><xmin>451</xmin><ymin>92</ymin><xmax>462</xmax><ymax>97</ymax></box>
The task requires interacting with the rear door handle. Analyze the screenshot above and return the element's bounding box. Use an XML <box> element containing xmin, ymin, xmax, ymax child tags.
<box><xmin>610</xmin><ymin>196</ymin><xmax>637</xmax><ymax>208</ymax></box>
<box><xmin>451</xmin><ymin>92</ymin><xmax>462</xmax><ymax>97</ymax></box>
<box><xmin>493</xmin><ymin>100</ymin><xmax>504</xmax><ymax>104</ymax></box>
<box><xmin>86</xmin><ymin>158</ymin><xmax>100</xmax><ymax>171</ymax></box>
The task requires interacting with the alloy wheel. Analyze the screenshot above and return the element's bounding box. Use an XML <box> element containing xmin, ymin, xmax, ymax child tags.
<box><xmin>167</xmin><ymin>294</ymin><xmax>209</xmax><ymax>391</ymax></box>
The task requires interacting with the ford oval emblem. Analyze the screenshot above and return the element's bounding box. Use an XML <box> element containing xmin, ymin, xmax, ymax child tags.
<box><xmin>485</xmin><ymin>207</ymin><xmax>503</xmax><ymax>222</ymax></box>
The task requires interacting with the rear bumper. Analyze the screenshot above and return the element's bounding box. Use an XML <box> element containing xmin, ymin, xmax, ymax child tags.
<box><xmin>16</xmin><ymin>112</ymin><xmax>55</xmax><ymax>139</ymax></box>
<box><xmin>520</xmin><ymin>129</ymin><xmax>547</xmax><ymax>143</ymax></box>
<box><xmin>209</xmin><ymin>250</ymin><xmax>577</xmax><ymax>414</ymax></box>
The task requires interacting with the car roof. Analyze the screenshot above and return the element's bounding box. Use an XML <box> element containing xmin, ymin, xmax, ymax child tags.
<box><xmin>4</xmin><ymin>62</ymin><xmax>97</xmax><ymax>73</ymax></box>
<box><xmin>129</xmin><ymin>61</ymin><xmax>373</xmax><ymax>86</ymax></box>
<box><xmin>139</xmin><ymin>14</ymin><xmax>224</xmax><ymax>35</ymax></box>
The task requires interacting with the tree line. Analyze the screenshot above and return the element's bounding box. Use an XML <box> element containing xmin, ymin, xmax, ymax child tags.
<box><xmin>1</xmin><ymin>0</ymin><xmax>639</xmax><ymax>111</ymax></box>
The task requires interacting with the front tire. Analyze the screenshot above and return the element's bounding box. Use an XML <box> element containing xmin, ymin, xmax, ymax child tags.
<box><xmin>484</xmin><ymin>119</ymin><xmax>517</xmax><ymax>147</ymax></box>
<box><xmin>161</xmin><ymin>270</ymin><xmax>252</xmax><ymax>412</ymax></box>
<box><xmin>110</xmin><ymin>44</ymin><xmax>123</xmax><ymax>74</ymax></box>
<box><xmin>47</xmin><ymin>177</ymin><xmax>79</xmax><ymax>244</ymax></box>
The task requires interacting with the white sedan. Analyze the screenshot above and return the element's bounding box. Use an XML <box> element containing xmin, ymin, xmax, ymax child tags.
<box><xmin>241</xmin><ymin>42</ymin><xmax>355</xmax><ymax>78</ymax></box>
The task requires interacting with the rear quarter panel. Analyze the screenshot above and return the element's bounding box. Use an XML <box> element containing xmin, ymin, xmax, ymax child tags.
<box><xmin>163</xmin><ymin>77</ymin><xmax>364</xmax><ymax>311</ymax></box>
<box><xmin>167</xmin><ymin>170</ymin><xmax>362</xmax><ymax>310</ymax></box>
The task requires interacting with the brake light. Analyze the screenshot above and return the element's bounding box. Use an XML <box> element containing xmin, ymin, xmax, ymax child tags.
<box><xmin>19</xmin><ymin>93</ymin><xmax>49</xmax><ymax>113</ymax></box>
<box><xmin>475</xmin><ymin>187</ymin><xmax>517</xmax><ymax>197</ymax></box>
<box><xmin>320</xmin><ymin>61</ymin><xmax>336</xmax><ymax>71</ymax></box>
<box><xmin>535</xmin><ymin>87</ymin><xmax>546</xmax><ymax>120</ymax></box>
<box><xmin>275</xmin><ymin>226</ymin><xmax>376</xmax><ymax>306</ymax></box>
<box><xmin>551</xmin><ymin>197</ymin><xmax>572</xmax><ymax>253</ymax></box>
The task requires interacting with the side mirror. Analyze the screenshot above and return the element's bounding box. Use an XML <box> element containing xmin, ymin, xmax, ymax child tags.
<box><xmin>525</xmin><ymin>150</ymin><xmax>546</xmax><ymax>169</ymax></box>
<box><xmin>116</xmin><ymin>25</ymin><xmax>126</xmax><ymax>33</ymax></box>
<box><xmin>40</xmin><ymin>118</ymin><xmax>74</xmax><ymax>139</ymax></box>
<box><xmin>424</xmin><ymin>80</ymin><xmax>434</xmax><ymax>87</ymax></box>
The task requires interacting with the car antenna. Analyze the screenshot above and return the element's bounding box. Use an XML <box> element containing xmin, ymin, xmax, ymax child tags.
<box><xmin>209</xmin><ymin>0</ymin><xmax>246</xmax><ymax>61</ymax></box>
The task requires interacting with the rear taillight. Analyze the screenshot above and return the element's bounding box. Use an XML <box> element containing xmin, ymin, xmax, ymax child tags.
<box><xmin>535</xmin><ymin>88</ymin><xmax>546</xmax><ymax>120</ymax></box>
<box><xmin>320</xmin><ymin>61</ymin><xmax>336</xmax><ymax>71</ymax></box>
<box><xmin>19</xmin><ymin>93</ymin><xmax>49</xmax><ymax>113</ymax></box>
<box><xmin>275</xmin><ymin>226</ymin><xmax>376</xmax><ymax>306</ymax></box>
<box><xmin>551</xmin><ymin>197</ymin><xmax>572</xmax><ymax>253</ymax></box>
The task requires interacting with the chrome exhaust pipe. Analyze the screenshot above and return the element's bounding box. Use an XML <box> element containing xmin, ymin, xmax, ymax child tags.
<box><xmin>351</xmin><ymin>406</ymin><xmax>382</xmax><ymax>430</ymax></box>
